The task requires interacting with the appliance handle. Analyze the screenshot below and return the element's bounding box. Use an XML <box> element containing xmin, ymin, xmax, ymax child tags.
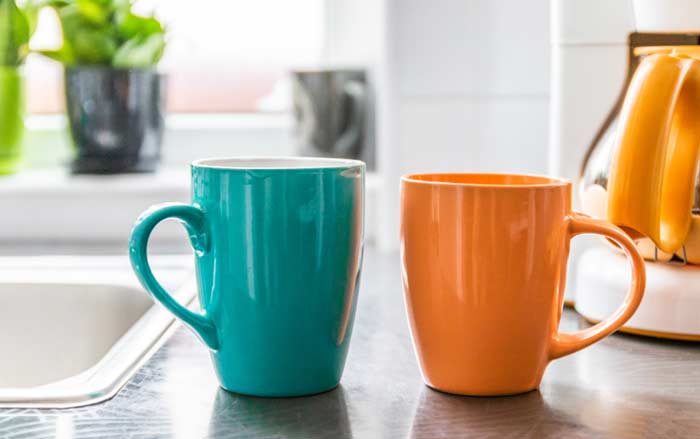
<box><xmin>607</xmin><ymin>52</ymin><xmax>700</xmax><ymax>253</ymax></box>
<box><xmin>549</xmin><ymin>213</ymin><xmax>646</xmax><ymax>360</ymax></box>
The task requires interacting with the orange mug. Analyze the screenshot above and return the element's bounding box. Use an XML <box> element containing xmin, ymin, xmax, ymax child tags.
<box><xmin>400</xmin><ymin>173</ymin><xmax>646</xmax><ymax>396</ymax></box>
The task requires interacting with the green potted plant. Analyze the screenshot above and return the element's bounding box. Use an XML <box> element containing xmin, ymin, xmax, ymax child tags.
<box><xmin>37</xmin><ymin>0</ymin><xmax>167</xmax><ymax>174</ymax></box>
<box><xmin>0</xmin><ymin>0</ymin><xmax>29</xmax><ymax>175</ymax></box>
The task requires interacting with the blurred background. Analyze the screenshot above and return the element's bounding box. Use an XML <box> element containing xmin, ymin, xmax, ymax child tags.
<box><xmin>1</xmin><ymin>0</ymin><xmax>551</xmax><ymax>254</ymax></box>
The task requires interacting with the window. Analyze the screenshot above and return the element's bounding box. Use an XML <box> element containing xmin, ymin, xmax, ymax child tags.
<box><xmin>26</xmin><ymin>0</ymin><xmax>325</xmax><ymax>114</ymax></box>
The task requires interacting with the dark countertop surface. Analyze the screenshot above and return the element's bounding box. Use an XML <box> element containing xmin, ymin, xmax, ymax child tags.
<box><xmin>1</xmin><ymin>249</ymin><xmax>700</xmax><ymax>438</ymax></box>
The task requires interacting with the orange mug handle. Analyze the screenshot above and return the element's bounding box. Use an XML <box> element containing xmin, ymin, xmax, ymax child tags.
<box><xmin>549</xmin><ymin>213</ymin><xmax>646</xmax><ymax>360</ymax></box>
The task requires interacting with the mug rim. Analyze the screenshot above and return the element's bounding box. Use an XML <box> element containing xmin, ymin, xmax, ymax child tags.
<box><xmin>192</xmin><ymin>156</ymin><xmax>365</xmax><ymax>170</ymax></box>
<box><xmin>401</xmin><ymin>173</ymin><xmax>570</xmax><ymax>188</ymax></box>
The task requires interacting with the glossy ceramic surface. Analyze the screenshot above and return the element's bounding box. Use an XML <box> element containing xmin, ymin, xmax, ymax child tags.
<box><xmin>292</xmin><ymin>69</ymin><xmax>373</xmax><ymax>167</ymax></box>
<box><xmin>581</xmin><ymin>46</ymin><xmax>700</xmax><ymax>262</ymax></box>
<box><xmin>65</xmin><ymin>67</ymin><xmax>164</xmax><ymax>174</ymax></box>
<box><xmin>130</xmin><ymin>157</ymin><xmax>365</xmax><ymax>397</ymax></box>
<box><xmin>0</xmin><ymin>67</ymin><xmax>24</xmax><ymax>175</ymax></box>
<box><xmin>607</xmin><ymin>51</ymin><xmax>700</xmax><ymax>254</ymax></box>
<box><xmin>400</xmin><ymin>173</ymin><xmax>646</xmax><ymax>396</ymax></box>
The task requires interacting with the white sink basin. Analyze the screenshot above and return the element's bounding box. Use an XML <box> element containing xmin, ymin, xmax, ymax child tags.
<box><xmin>0</xmin><ymin>255</ymin><xmax>194</xmax><ymax>408</ymax></box>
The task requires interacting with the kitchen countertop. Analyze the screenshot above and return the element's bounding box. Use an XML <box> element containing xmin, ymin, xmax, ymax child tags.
<box><xmin>1</xmin><ymin>249</ymin><xmax>700</xmax><ymax>438</ymax></box>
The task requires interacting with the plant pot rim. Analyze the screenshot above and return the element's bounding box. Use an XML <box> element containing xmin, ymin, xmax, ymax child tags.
<box><xmin>65</xmin><ymin>65</ymin><xmax>162</xmax><ymax>74</ymax></box>
<box><xmin>292</xmin><ymin>67</ymin><xmax>366</xmax><ymax>75</ymax></box>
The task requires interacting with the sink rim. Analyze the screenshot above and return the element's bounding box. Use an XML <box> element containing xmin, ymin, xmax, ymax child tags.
<box><xmin>0</xmin><ymin>256</ymin><xmax>195</xmax><ymax>408</ymax></box>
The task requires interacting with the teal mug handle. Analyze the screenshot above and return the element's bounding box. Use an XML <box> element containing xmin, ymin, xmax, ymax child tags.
<box><xmin>129</xmin><ymin>202</ymin><xmax>219</xmax><ymax>350</ymax></box>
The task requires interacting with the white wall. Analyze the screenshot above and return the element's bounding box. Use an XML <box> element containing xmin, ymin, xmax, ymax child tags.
<box><xmin>324</xmin><ymin>0</ymin><xmax>551</xmax><ymax>250</ymax></box>
<box><xmin>378</xmin><ymin>0</ymin><xmax>551</xmax><ymax>250</ymax></box>
<box><xmin>323</xmin><ymin>0</ymin><xmax>385</xmax><ymax>66</ymax></box>
<box><xmin>389</xmin><ymin>0</ymin><xmax>551</xmax><ymax>175</ymax></box>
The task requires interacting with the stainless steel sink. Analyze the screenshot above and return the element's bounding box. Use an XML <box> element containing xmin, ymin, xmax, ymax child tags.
<box><xmin>0</xmin><ymin>255</ymin><xmax>194</xmax><ymax>408</ymax></box>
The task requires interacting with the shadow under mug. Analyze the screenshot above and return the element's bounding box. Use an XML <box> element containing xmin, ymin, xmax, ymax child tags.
<box><xmin>129</xmin><ymin>157</ymin><xmax>365</xmax><ymax>397</ymax></box>
<box><xmin>400</xmin><ymin>173</ymin><xmax>646</xmax><ymax>396</ymax></box>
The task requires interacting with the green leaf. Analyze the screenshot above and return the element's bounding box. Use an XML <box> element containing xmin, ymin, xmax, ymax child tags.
<box><xmin>68</xmin><ymin>25</ymin><xmax>117</xmax><ymax>64</ymax></box>
<box><xmin>34</xmin><ymin>0</ymin><xmax>166</xmax><ymax>66</ymax></box>
<box><xmin>75</xmin><ymin>0</ymin><xmax>111</xmax><ymax>26</ymax></box>
<box><xmin>115</xmin><ymin>10</ymin><xmax>163</xmax><ymax>40</ymax></box>
<box><xmin>0</xmin><ymin>0</ymin><xmax>30</xmax><ymax>66</ymax></box>
<box><xmin>36</xmin><ymin>47</ymin><xmax>74</xmax><ymax>64</ymax></box>
<box><xmin>112</xmin><ymin>31</ymin><xmax>164</xmax><ymax>68</ymax></box>
<box><xmin>58</xmin><ymin>4</ymin><xmax>117</xmax><ymax>64</ymax></box>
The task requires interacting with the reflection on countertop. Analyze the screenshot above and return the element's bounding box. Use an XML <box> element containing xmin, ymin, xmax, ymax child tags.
<box><xmin>1</xmin><ymin>249</ymin><xmax>700</xmax><ymax>438</ymax></box>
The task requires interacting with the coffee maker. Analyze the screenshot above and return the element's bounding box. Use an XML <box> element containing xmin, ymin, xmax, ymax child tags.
<box><xmin>550</xmin><ymin>0</ymin><xmax>700</xmax><ymax>340</ymax></box>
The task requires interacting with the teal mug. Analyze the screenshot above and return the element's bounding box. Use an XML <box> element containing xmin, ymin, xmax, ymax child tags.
<box><xmin>129</xmin><ymin>157</ymin><xmax>365</xmax><ymax>397</ymax></box>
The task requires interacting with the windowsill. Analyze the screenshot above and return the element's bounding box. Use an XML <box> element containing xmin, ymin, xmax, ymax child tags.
<box><xmin>22</xmin><ymin>112</ymin><xmax>298</xmax><ymax>170</ymax></box>
<box><xmin>25</xmin><ymin>112</ymin><xmax>294</xmax><ymax>132</ymax></box>
<box><xmin>0</xmin><ymin>168</ymin><xmax>381</xmax><ymax>248</ymax></box>
<box><xmin>13</xmin><ymin>112</ymin><xmax>381</xmax><ymax>247</ymax></box>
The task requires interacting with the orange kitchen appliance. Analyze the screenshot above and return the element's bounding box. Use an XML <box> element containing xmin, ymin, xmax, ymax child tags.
<box><xmin>569</xmin><ymin>1</ymin><xmax>700</xmax><ymax>341</ymax></box>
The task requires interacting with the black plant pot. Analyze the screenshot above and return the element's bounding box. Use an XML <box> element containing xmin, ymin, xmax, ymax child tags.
<box><xmin>64</xmin><ymin>67</ymin><xmax>165</xmax><ymax>174</ymax></box>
